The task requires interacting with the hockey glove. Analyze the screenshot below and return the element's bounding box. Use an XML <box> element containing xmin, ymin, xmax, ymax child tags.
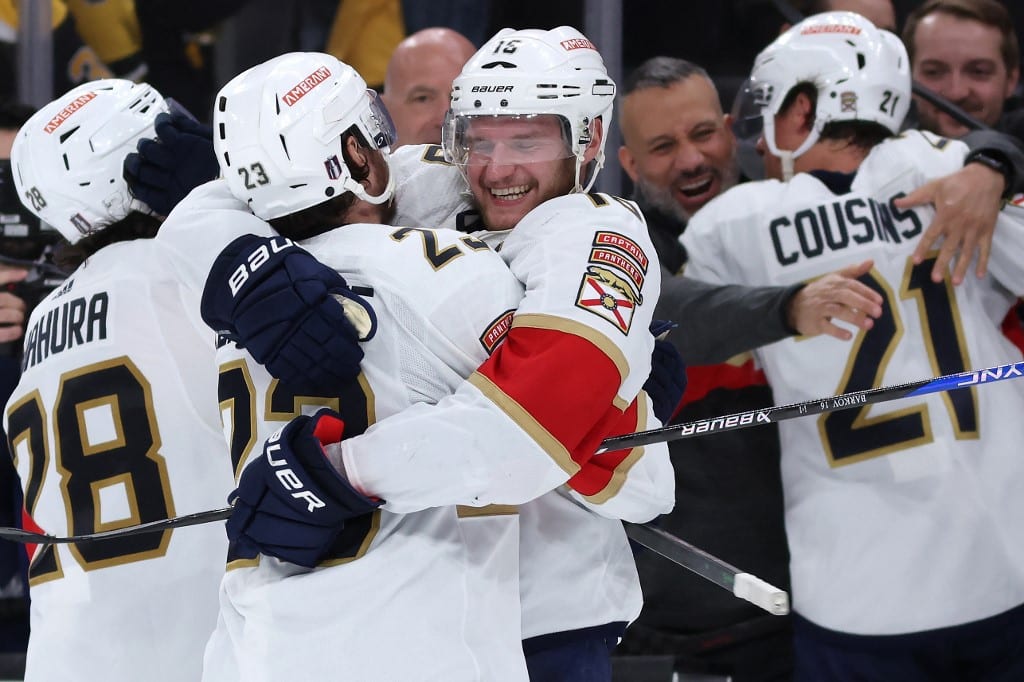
<box><xmin>227</xmin><ymin>409</ymin><xmax>383</xmax><ymax>568</ymax></box>
<box><xmin>124</xmin><ymin>102</ymin><xmax>219</xmax><ymax>216</ymax></box>
<box><xmin>644</xmin><ymin>320</ymin><xmax>687</xmax><ymax>424</ymax></box>
<box><xmin>201</xmin><ymin>234</ymin><xmax>376</xmax><ymax>395</ymax></box>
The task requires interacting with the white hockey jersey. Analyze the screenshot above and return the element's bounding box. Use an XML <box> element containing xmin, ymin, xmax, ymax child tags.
<box><xmin>198</xmin><ymin>224</ymin><xmax>529</xmax><ymax>681</ymax></box>
<box><xmin>682</xmin><ymin>130</ymin><xmax>1024</xmax><ymax>635</ymax></box>
<box><xmin>3</xmin><ymin>241</ymin><xmax>234</xmax><ymax>682</ymax></box>
<box><xmin>157</xmin><ymin>148</ymin><xmax>673</xmax><ymax>666</ymax></box>
<box><xmin>362</xmin><ymin>144</ymin><xmax>679</xmax><ymax>638</ymax></box>
<box><xmin>339</xmin><ymin>188</ymin><xmax>672</xmax><ymax>514</ymax></box>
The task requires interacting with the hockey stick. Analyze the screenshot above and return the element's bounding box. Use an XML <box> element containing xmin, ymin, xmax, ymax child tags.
<box><xmin>625</xmin><ymin>522</ymin><xmax>789</xmax><ymax>616</ymax></box>
<box><xmin>0</xmin><ymin>502</ymin><xmax>790</xmax><ymax>616</ymax></box>
<box><xmin>7</xmin><ymin>361</ymin><xmax>1023</xmax><ymax>545</ymax></box>
<box><xmin>0</xmin><ymin>507</ymin><xmax>232</xmax><ymax>545</ymax></box>
<box><xmin>598</xmin><ymin>360</ymin><xmax>1024</xmax><ymax>454</ymax></box>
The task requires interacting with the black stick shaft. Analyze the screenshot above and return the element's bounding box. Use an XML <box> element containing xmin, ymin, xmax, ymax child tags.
<box><xmin>625</xmin><ymin>522</ymin><xmax>739</xmax><ymax>591</ymax></box>
<box><xmin>0</xmin><ymin>507</ymin><xmax>233</xmax><ymax>545</ymax></box>
<box><xmin>625</xmin><ymin>522</ymin><xmax>789</xmax><ymax>615</ymax></box>
<box><xmin>10</xmin><ymin>362</ymin><xmax>1024</xmax><ymax>545</ymax></box>
<box><xmin>597</xmin><ymin>361</ymin><xmax>1024</xmax><ymax>453</ymax></box>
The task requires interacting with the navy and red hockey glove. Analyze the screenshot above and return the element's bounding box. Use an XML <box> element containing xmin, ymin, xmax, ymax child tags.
<box><xmin>644</xmin><ymin>320</ymin><xmax>687</xmax><ymax>424</ymax></box>
<box><xmin>201</xmin><ymin>234</ymin><xmax>375</xmax><ymax>395</ymax></box>
<box><xmin>123</xmin><ymin>101</ymin><xmax>219</xmax><ymax>216</ymax></box>
<box><xmin>227</xmin><ymin>408</ymin><xmax>383</xmax><ymax>568</ymax></box>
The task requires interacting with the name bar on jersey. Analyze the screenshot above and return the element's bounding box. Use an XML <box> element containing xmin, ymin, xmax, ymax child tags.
<box><xmin>22</xmin><ymin>292</ymin><xmax>109</xmax><ymax>372</ymax></box>
<box><xmin>770</xmin><ymin>193</ymin><xmax>923</xmax><ymax>267</ymax></box>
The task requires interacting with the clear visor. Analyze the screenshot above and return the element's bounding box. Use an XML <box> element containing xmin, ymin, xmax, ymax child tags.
<box><xmin>364</xmin><ymin>90</ymin><xmax>398</xmax><ymax>149</ymax></box>
<box><xmin>327</xmin><ymin>89</ymin><xmax>397</xmax><ymax>150</ymax></box>
<box><xmin>730</xmin><ymin>78</ymin><xmax>771</xmax><ymax>143</ymax></box>
<box><xmin>730</xmin><ymin>78</ymin><xmax>771</xmax><ymax>181</ymax></box>
<box><xmin>442</xmin><ymin>112</ymin><xmax>573</xmax><ymax>167</ymax></box>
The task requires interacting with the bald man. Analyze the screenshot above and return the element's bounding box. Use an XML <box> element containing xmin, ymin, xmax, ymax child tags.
<box><xmin>827</xmin><ymin>0</ymin><xmax>895</xmax><ymax>31</ymax></box>
<box><xmin>790</xmin><ymin>0</ymin><xmax>896</xmax><ymax>31</ymax></box>
<box><xmin>381</xmin><ymin>27</ymin><xmax>476</xmax><ymax>147</ymax></box>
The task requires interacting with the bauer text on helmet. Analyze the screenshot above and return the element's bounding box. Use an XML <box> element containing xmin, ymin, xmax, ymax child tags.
<box><xmin>443</xmin><ymin>27</ymin><xmax>616</xmax><ymax>196</ymax></box>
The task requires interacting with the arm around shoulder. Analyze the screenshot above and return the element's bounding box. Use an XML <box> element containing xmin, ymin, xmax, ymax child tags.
<box><xmin>655</xmin><ymin>275</ymin><xmax>799</xmax><ymax>364</ymax></box>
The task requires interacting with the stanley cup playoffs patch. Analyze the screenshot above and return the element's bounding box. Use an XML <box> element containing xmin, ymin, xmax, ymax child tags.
<box><xmin>575</xmin><ymin>231</ymin><xmax>648</xmax><ymax>335</ymax></box>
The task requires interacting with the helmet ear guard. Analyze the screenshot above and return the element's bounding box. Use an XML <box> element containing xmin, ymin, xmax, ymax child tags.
<box><xmin>442</xmin><ymin>26</ymin><xmax>616</xmax><ymax>192</ymax></box>
<box><xmin>214</xmin><ymin>52</ymin><xmax>397</xmax><ymax>221</ymax></box>
<box><xmin>747</xmin><ymin>11</ymin><xmax>910</xmax><ymax>179</ymax></box>
<box><xmin>10</xmin><ymin>79</ymin><xmax>168</xmax><ymax>244</ymax></box>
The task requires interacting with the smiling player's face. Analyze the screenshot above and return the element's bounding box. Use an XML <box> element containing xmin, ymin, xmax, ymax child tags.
<box><xmin>462</xmin><ymin>115</ymin><xmax>577</xmax><ymax>231</ymax></box>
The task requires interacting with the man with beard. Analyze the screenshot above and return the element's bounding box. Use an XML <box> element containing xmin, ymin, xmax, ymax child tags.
<box><xmin>620</xmin><ymin>57</ymin><xmax>884</xmax><ymax>365</ymax></box>
<box><xmin>616</xmin><ymin>56</ymin><xmax>811</xmax><ymax>681</ymax></box>
<box><xmin>683</xmin><ymin>12</ymin><xmax>1024</xmax><ymax>678</ymax></box>
<box><xmin>613</xmin><ymin>54</ymin><xmax>1019</xmax><ymax>681</ymax></box>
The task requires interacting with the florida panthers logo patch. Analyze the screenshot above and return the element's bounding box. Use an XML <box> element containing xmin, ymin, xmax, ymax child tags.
<box><xmin>840</xmin><ymin>91</ymin><xmax>857</xmax><ymax>113</ymax></box>
<box><xmin>576</xmin><ymin>266</ymin><xmax>641</xmax><ymax>334</ymax></box>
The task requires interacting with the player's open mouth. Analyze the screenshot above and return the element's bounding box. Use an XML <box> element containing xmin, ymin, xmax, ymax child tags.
<box><xmin>490</xmin><ymin>185</ymin><xmax>530</xmax><ymax>201</ymax></box>
<box><xmin>677</xmin><ymin>176</ymin><xmax>715</xmax><ymax>198</ymax></box>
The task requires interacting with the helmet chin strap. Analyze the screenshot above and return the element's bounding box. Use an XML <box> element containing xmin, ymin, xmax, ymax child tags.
<box><xmin>574</xmin><ymin>118</ymin><xmax>605</xmax><ymax>193</ymax></box>
<box><xmin>762</xmin><ymin>110</ymin><xmax>823</xmax><ymax>182</ymax></box>
<box><xmin>347</xmin><ymin>152</ymin><xmax>396</xmax><ymax>205</ymax></box>
<box><xmin>129</xmin><ymin>196</ymin><xmax>158</xmax><ymax>218</ymax></box>
<box><xmin>779</xmin><ymin>151</ymin><xmax>797</xmax><ymax>183</ymax></box>
<box><xmin>575</xmin><ymin>152</ymin><xmax>604</xmax><ymax>193</ymax></box>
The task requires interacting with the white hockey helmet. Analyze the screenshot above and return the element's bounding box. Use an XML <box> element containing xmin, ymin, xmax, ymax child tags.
<box><xmin>746</xmin><ymin>11</ymin><xmax>910</xmax><ymax>178</ymax></box>
<box><xmin>10</xmin><ymin>79</ymin><xmax>167</xmax><ymax>244</ymax></box>
<box><xmin>443</xmin><ymin>26</ymin><xmax>616</xmax><ymax>192</ymax></box>
<box><xmin>214</xmin><ymin>52</ymin><xmax>397</xmax><ymax>221</ymax></box>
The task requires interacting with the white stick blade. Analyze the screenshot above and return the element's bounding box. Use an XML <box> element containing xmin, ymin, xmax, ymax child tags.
<box><xmin>733</xmin><ymin>572</ymin><xmax>790</xmax><ymax>615</ymax></box>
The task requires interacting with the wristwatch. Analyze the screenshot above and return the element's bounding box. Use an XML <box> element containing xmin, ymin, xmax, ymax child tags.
<box><xmin>965</xmin><ymin>149</ymin><xmax>1015</xmax><ymax>199</ymax></box>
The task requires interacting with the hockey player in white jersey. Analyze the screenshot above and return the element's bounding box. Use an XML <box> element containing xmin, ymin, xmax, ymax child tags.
<box><xmin>3</xmin><ymin>80</ymin><xmax>234</xmax><ymax>681</ymax></box>
<box><xmin>681</xmin><ymin>12</ymin><xmax>1024</xmax><ymax>680</ymax></box>
<box><xmin>155</xmin><ymin>54</ymin><xmax>532</xmax><ymax>681</ymax></box>
<box><xmin>441</xmin><ymin>28</ymin><xmax>675</xmax><ymax>679</ymax></box>
<box><xmin>197</xmin><ymin>30</ymin><xmax>676</xmax><ymax>682</ymax></box>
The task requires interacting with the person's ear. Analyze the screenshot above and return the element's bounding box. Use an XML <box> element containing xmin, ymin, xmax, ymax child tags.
<box><xmin>779</xmin><ymin>92</ymin><xmax>815</xmax><ymax>135</ymax></box>
<box><xmin>618</xmin><ymin>143</ymin><xmax>639</xmax><ymax>182</ymax></box>
<box><xmin>796</xmin><ymin>92</ymin><xmax>816</xmax><ymax>133</ymax></box>
<box><xmin>1005</xmin><ymin>66</ymin><xmax>1020</xmax><ymax>100</ymax></box>
<box><xmin>344</xmin><ymin>134</ymin><xmax>369</xmax><ymax>170</ymax></box>
<box><xmin>722</xmin><ymin>113</ymin><xmax>737</xmax><ymax>143</ymax></box>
